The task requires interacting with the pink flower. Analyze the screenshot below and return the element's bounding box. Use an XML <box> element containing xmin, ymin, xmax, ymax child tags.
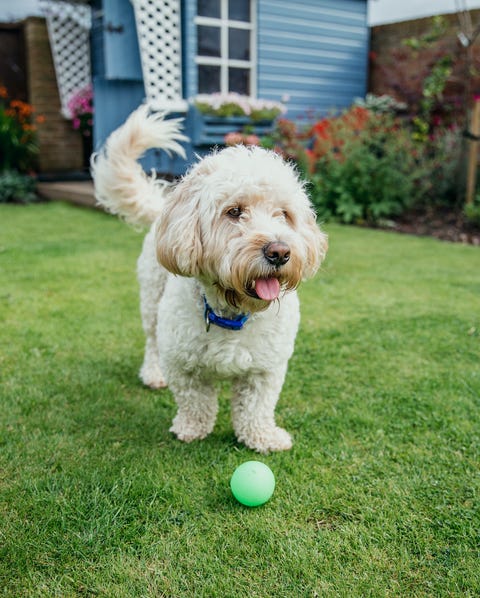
<box><xmin>245</xmin><ymin>134</ymin><xmax>260</xmax><ymax>146</ymax></box>
<box><xmin>67</xmin><ymin>84</ymin><xmax>93</xmax><ymax>135</ymax></box>
<box><xmin>225</xmin><ymin>132</ymin><xmax>244</xmax><ymax>146</ymax></box>
<box><xmin>67</xmin><ymin>85</ymin><xmax>93</xmax><ymax>119</ymax></box>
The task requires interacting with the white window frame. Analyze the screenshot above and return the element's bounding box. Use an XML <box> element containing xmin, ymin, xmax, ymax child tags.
<box><xmin>194</xmin><ymin>0</ymin><xmax>257</xmax><ymax>96</ymax></box>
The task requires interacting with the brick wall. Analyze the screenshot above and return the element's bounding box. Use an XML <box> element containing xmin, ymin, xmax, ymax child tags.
<box><xmin>369</xmin><ymin>11</ymin><xmax>480</xmax><ymax>111</ymax></box>
<box><xmin>23</xmin><ymin>17</ymin><xmax>83</xmax><ymax>173</ymax></box>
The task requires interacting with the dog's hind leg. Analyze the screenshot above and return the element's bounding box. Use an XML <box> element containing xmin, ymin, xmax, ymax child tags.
<box><xmin>140</xmin><ymin>334</ymin><xmax>166</xmax><ymax>389</ymax></box>
<box><xmin>137</xmin><ymin>228</ymin><xmax>168</xmax><ymax>389</ymax></box>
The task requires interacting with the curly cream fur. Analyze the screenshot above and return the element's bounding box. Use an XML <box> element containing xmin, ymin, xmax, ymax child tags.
<box><xmin>93</xmin><ymin>106</ymin><xmax>328</xmax><ymax>453</ymax></box>
<box><xmin>91</xmin><ymin>105</ymin><xmax>187</xmax><ymax>227</ymax></box>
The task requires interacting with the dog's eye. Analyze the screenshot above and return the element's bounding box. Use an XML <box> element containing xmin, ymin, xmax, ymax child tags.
<box><xmin>227</xmin><ymin>207</ymin><xmax>243</xmax><ymax>218</ymax></box>
<box><xmin>273</xmin><ymin>208</ymin><xmax>289</xmax><ymax>220</ymax></box>
<box><xmin>279</xmin><ymin>209</ymin><xmax>295</xmax><ymax>226</ymax></box>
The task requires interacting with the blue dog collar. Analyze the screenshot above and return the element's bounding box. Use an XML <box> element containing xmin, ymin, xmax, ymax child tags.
<box><xmin>203</xmin><ymin>296</ymin><xmax>249</xmax><ymax>332</ymax></box>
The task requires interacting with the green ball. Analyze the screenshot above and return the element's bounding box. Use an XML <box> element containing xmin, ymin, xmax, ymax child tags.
<box><xmin>230</xmin><ymin>461</ymin><xmax>275</xmax><ymax>507</ymax></box>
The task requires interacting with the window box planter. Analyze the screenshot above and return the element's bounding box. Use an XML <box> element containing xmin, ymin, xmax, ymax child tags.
<box><xmin>191</xmin><ymin>108</ymin><xmax>274</xmax><ymax>146</ymax></box>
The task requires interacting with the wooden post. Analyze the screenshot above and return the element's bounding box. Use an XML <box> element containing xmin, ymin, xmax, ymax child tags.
<box><xmin>466</xmin><ymin>97</ymin><xmax>480</xmax><ymax>206</ymax></box>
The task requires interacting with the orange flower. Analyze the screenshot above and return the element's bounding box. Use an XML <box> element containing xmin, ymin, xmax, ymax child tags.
<box><xmin>35</xmin><ymin>114</ymin><xmax>46</xmax><ymax>124</ymax></box>
<box><xmin>0</xmin><ymin>85</ymin><xmax>8</xmax><ymax>99</ymax></box>
<box><xmin>9</xmin><ymin>100</ymin><xmax>34</xmax><ymax>120</ymax></box>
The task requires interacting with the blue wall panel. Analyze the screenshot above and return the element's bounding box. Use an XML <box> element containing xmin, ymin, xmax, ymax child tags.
<box><xmin>257</xmin><ymin>0</ymin><xmax>369</xmax><ymax>118</ymax></box>
<box><xmin>92</xmin><ymin>0</ymin><xmax>145</xmax><ymax>149</ymax></box>
<box><xmin>103</xmin><ymin>0</ymin><xmax>142</xmax><ymax>80</ymax></box>
<box><xmin>92</xmin><ymin>0</ymin><xmax>369</xmax><ymax>175</ymax></box>
<box><xmin>92</xmin><ymin>79</ymin><xmax>146</xmax><ymax>151</ymax></box>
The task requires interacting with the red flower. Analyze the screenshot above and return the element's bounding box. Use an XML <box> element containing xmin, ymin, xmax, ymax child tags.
<box><xmin>311</xmin><ymin>118</ymin><xmax>331</xmax><ymax>139</ymax></box>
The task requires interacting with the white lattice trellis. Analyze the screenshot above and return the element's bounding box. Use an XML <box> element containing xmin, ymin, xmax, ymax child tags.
<box><xmin>40</xmin><ymin>0</ymin><xmax>92</xmax><ymax>118</ymax></box>
<box><xmin>131</xmin><ymin>0</ymin><xmax>187</xmax><ymax>112</ymax></box>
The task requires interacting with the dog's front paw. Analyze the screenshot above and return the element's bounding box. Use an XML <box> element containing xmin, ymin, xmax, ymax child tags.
<box><xmin>169</xmin><ymin>414</ymin><xmax>214</xmax><ymax>443</ymax></box>
<box><xmin>239</xmin><ymin>426</ymin><xmax>293</xmax><ymax>454</ymax></box>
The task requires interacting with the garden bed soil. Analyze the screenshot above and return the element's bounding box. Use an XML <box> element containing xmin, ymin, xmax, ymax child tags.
<box><xmin>382</xmin><ymin>207</ymin><xmax>480</xmax><ymax>246</ymax></box>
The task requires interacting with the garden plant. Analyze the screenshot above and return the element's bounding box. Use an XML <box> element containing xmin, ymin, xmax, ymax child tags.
<box><xmin>258</xmin><ymin>104</ymin><xmax>464</xmax><ymax>227</ymax></box>
<box><xmin>193</xmin><ymin>92</ymin><xmax>286</xmax><ymax>121</ymax></box>
<box><xmin>67</xmin><ymin>84</ymin><xmax>94</xmax><ymax>139</ymax></box>
<box><xmin>0</xmin><ymin>84</ymin><xmax>43</xmax><ymax>203</ymax></box>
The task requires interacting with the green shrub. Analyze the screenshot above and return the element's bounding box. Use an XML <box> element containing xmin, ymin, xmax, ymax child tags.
<box><xmin>353</xmin><ymin>93</ymin><xmax>407</xmax><ymax>114</ymax></box>
<box><xmin>0</xmin><ymin>170</ymin><xmax>38</xmax><ymax>203</ymax></box>
<box><xmin>464</xmin><ymin>198</ymin><xmax>480</xmax><ymax>227</ymax></box>
<box><xmin>417</xmin><ymin>126</ymin><xmax>462</xmax><ymax>207</ymax></box>
<box><xmin>0</xmin><ymin>88</ymin><xmax>43</xmax><ymax>173</ymax></box>
<box><xmin>264</xmin><ymin>104</ymin><xmax>463</xmax><ymax>224</ymax></box>
<box><xmin>307</xmin><ymin>111</ymin><xmax>428</xmax><ymax>224</ymax></box>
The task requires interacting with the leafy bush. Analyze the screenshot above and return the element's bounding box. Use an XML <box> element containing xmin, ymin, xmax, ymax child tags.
<box><xmin>353</xmin><ymin>93</ymin><xmax>407</xmax><ymax>114</ymax></box>
<box><xmin>263</xmin><ymin>103</ymin><xmax>463</xmax><ymax>224</ymax></box>
<box><xmin>0</xmin><ymin>85</ymin><xmax>44</xmax><ymax>173</ymax></box>
<box><xmin>0</xmin><ymin>170</ymin><xmax>38</xmax><ymax>203</ymax></box>
<box><xmin>265</xmin><ymin>107</ymin><xmax>427</xmax><ymax>224</ymax></box>
<box><xmin>260</xmin><ymin>118</ymin><xmax>311</xmax><ymax>165</ymax></box>
<box><xmin>464</xmin><ymin>198</ymin><xmax>480</xmax><ymax>227</ymax></box>
<box><xmin>418</xmin><ymin>125</ymin><xmax>462</xmax><ymax>207</ymax></box>
<box><xmin>308</xmin><ymin>112</ymin><xmax>428</xmax><ymax>223</ymax></box>
<box><xmin>370</xmin><ymin>16</ymin><xmax>463</xmax><ymax>133</ymax></box>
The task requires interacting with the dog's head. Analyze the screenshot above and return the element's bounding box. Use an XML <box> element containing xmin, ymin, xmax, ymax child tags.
<box><xmin>156</xmin><ymin>145</ymin><xmax>328</xmax><ymax>312</ymax></box>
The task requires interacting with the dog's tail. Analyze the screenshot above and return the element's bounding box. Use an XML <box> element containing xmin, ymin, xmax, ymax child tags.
<box><xmin>91</xmin><ymin>105</ymin><xmax>188</xmax><ymax>227</ymax></box>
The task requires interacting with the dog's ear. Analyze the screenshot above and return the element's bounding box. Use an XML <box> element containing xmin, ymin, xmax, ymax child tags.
<box><xmin>301</xmin><ymin>205</ymin><xmax>328</xmax><ymax>279</ymax></box>
<box><xmin>155</xmin><ymin>181</ymin><xmax>203</xmax><ymax>277</ymax></box>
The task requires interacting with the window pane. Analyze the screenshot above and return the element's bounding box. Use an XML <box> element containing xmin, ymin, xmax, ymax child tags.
<box><xmin>229</xmin><ymin>67</ymin><xmax>250</xmax><ymax>95</ymax></box>
<box><xmin>197</xmin><ymin>25</ymin><xmax>221</xmax><ymax>57</ymax></box>
<box><xmin>198</xmin><ymin>65</ymin><xmax>221</xmax><ymax>94</ymax></box>
<box><xmin>198</xmin><ymin>0</ymin><xmax>220</xmax><ymax>18</ymax></box>
<box><xmin>229</xmin><ymin>28</ymin><xmax>250</xmax><ymax>61</ymax></box>
<box><xmin>229</xmin><ymin>0</ymin><xmax>250</xmax><ymax>22</ymax></box>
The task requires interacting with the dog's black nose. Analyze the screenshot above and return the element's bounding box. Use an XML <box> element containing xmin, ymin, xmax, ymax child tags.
<box><xmin>263</xmin><ymin>241</ymin><xmax>290</xmax><ymax>267</ymax></box>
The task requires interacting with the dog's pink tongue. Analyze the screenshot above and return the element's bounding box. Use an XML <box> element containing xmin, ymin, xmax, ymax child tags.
<box><xmin>255</xmin><ymin>278</ymin><xmax>280</xmax><ymax>301</ymax></box>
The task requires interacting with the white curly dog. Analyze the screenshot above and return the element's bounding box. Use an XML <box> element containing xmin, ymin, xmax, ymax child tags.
<box><xmin>92</xmin><ymin>106</ymin><xmax>328</xmax><ymax>453</ymax></box>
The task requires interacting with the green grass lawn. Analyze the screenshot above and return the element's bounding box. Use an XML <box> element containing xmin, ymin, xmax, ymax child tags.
<box><xmin>1</xmin><ymin>201</ymin><xmax>479</xmax><ymax>597</ymax></box>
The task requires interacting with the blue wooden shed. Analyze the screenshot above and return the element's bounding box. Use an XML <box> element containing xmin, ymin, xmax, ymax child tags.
<box><xmin>91</xmin><ymin>0</ymin><xmax>369</xmax><ymax>174</ymax></box>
